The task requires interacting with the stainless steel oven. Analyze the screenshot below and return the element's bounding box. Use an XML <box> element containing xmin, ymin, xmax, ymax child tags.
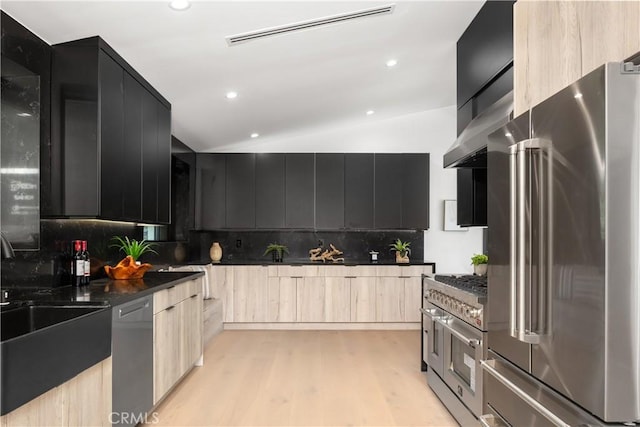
<box><xmin>420</xmin><ymin>304</ymin><xmax>445</xmax><ymax>377</ymax></box>
<box><xmin>441</xmin><ymin>313</ymin><xmax>484</xmax><ymax>417</ymax></box>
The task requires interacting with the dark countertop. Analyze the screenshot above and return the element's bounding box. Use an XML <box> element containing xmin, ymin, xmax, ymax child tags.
<box><xmin>184</xmin><ymin>259</ymin><xmax>436</xmax><ymax>268</ymax></box>
<box><xmin>5</xmin><ymin>271</ymin><xmax>205</xmax><ymax>308</ymax></box>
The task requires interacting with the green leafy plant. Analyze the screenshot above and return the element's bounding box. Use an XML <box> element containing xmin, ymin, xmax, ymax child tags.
<box><xmin>389</xmin><ymin>239</ymin><xmax>411</xmax><ymax>257</ymax></box>
<box><xmin>110</xmin><ymin>236</ymin><xmax>158</xmax><ymax>261</ymax></box>
<box><xmin>263</xmin><ymin>243</ymin><xmax>289</xmax><ymax>261</ymax></box>
<box><xmin>471</xmin><ymin>254</ymin><xmax>488</xmax><ymax>265</ymax></box>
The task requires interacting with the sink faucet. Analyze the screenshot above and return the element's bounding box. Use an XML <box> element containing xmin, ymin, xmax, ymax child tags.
<box><xmin>1</xmin><ymin>232</ymin><xmax>15</xmax><ymax>259</ymax></box>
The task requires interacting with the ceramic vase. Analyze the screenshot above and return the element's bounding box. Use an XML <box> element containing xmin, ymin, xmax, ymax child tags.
<box><xmin>474</xmin><ymin>263</ymin><xmax>488</xmax><ymax>276</ymax></box>
<box><xmin>396</xmin><ymin>252</ymin><xmax>410</xmax><ymax>264</ymax></box>
<box><xmin>210</xmin><ymin>242</ymin><xmax>222</xmax><ymax>263</ymax></box>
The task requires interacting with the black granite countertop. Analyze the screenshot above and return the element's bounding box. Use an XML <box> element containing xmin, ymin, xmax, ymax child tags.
<box><xmin>5</xmin><ymin>271</ymin><xmax>204</xmax><ymax>308</ymax></box>
<box><xmin>184</xmin><ymin>259</ymin><xmax>436</xmax><ymax>268</ymax></box>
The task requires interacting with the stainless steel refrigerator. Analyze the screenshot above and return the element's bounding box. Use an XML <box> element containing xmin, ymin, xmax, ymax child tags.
<box><xmin>484</xmin><ymin>61</ymin><xmax>640</xmax><ymax>426</ymax></box>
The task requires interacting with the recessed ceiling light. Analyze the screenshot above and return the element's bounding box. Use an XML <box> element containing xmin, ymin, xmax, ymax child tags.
<box><xmin>250</xmin><ymin>133</ymin><xmax>259</xmax><ymax>138</ymax></box>
<box><xmin>505</xmin><ymin>132</ymin><xmax>512</xmax><ymax>137</ymax></box>
<box><xmin>226</xmin><ymin>91</ymin><xmax>238</xmax><ymax>99</ymax></box>
<box><xmin>386</xmin><ymin>59</ymin><xmax>398</xmax><ymax>67</ymax></box>
<box><xmin>574</xmin><ymin>93</ymin><xmax>583</xmax><ymax>99</ymax></box>
<box><xmin>366</xmin><ymin>110</ymin><xmax>375</xmax><ymax>116</ymax></box>
<box><xmin>16</xmin><ymin>112</ymin><xmax>32</xmax><ymax>117</ymax></box>
<box><xmin>169</xmin><ymin>0</ymin><xmax>190</xmax><ymax>11</ymax></box>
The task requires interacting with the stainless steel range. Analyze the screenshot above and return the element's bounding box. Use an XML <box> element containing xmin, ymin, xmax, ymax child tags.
<box><xmin>422</xmin><ymin>274</ymin><xmax>487</xmax><ymax>427</ymax></box>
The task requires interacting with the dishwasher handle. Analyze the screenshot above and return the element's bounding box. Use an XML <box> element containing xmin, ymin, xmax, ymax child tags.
<box><xmin>118</xmin><ymin>300</ymin><xmax>150</xmax><ymax>318</ymax></box>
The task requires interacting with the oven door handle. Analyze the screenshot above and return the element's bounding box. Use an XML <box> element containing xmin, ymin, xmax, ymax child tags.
<box><xmin>435</xmin><ymin>318</ymin><xmax>480</xmax><ymax>347</ymax></box>
<box><xmin>419</xmin><ymin>308</ymin><xmax>446</xmax><ymax>321</ymax></box>
<box><xmin>481</xmin><ymin>359</ymin><xmax>571</xmax><ymax>427</ymax></box>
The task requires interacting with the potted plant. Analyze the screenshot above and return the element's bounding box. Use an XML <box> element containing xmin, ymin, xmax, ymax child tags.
<box><xmin>264</xmin><ymin>243</ymin><xmax>289</xmax><ymax>263</ymax></box>
<box><xmin>104</xmin><ymin>236</ymin><xmax>158</xmax><ymax>279</ymax></box>
<box><xmin>471</xmin><ymin>253</ymin><xmax>488</xmax><ymax>276</ymax></box>
<box><xmin>110</xmin><ymin>236</ymin><xmax>158</xmax><ymax>262</ymax></box>
<box><xmin>390</xmin><ymin>239</ymin><xmax>411</xmax><ymax>263</ymax></box>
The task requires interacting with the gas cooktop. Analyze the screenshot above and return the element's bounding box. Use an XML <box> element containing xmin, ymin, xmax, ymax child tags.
<box><xmin>433</xmin><ymin>274</ymin><xmax>487</xmax><ymax>297</ymax></box>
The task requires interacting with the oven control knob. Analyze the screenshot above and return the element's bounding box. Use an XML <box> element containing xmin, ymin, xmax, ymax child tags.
<box><xmin>469</xmin><ymin>309</ymin><xmax>481</xmax><ymax>318</ymax></box>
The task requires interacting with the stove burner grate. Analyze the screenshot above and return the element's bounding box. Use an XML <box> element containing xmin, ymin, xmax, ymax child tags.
<box><xmin>434</xmin><ymin>274</ymin><xmax>487</xmax><ymax>296</ymax></box>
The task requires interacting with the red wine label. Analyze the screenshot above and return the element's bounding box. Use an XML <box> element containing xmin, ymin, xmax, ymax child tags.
<box><xmin>84</xmin><ymin>260</ymin><xmax>90</xmax><ymax>277</ymax></box>
<box><xmin>76</xmin><ymin>260</ymin><xmax>85</xmax><ymax>276</ymax></box>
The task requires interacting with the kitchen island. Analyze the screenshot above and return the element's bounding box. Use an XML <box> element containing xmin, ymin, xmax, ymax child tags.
<box><xmin>0</xmin><ymin>271</ymin><xmax>205</xmax><ymax>427</ymax></box>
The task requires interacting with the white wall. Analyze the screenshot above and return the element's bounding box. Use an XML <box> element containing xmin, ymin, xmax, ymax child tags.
<box><xmin>214</xmin><ymin>106</ymin><xmax>483</xmax><ymax>273</ymax></box>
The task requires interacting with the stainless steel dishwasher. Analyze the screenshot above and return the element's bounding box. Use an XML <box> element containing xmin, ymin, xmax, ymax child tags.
<box><xmin>112</xmin><ymin>295</ymin><xmax>153</xmax><ymax>426</ymax></box>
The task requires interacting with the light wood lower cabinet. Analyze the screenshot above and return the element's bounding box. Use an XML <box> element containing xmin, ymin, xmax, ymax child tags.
<box><xmin>0</xmin><ymin>357</ymin><xmax>112</xmax><ymax>427</ymax></box>
<box><xmin>153</xmin><ymin>279</ymin><xmax>203</xmax><ymax>405</ymax></box>
<box><xmin>267</xmin><ymin>277</ymin><xmax>296</xmax><ymax>322</ymax></box>
<box><xmin>216</xmin><ymin>265</ymin><xmax>433</xmax><ymax>327</ymax></box>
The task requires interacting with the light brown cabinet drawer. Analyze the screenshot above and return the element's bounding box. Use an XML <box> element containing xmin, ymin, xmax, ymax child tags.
<box><xmin>154</xmin><ymin>280</ymin><xmax>192</xmax><ymax>314</ymax></box>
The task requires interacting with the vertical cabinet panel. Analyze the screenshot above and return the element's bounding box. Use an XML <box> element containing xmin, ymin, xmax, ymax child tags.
<box><xmin>374</xmin><ymin>154</ymin><xmax>403</xmax><ymax>229</ymax></box>
<box><xmin>315</xmin><ymin>154</ymin><xmax>345</xmax><ymax>229</ymax></box>
<box><xmin>324</xmin><ymin>277</ymin><xmax>350</xmax><ymax>322</ymax></box>
<box><xmin>349</xmin><ymin>277</ymin><xmax>377</xmax><ymax>322</ymax></box>
<box><xmin>98</xmin><ymin>51</ymin><xmax>124</xmax><ymax>220</ymax></box>
<box><xmin>225</xmin><ymin>154</ymin><xmax>256</xmax><ymax>228</ymax></box>
<box><xmin>296</xmin><ymin>277</ymin><xmax>325</xmax><ymax>322</ymax></box>
<box><xmin>402</xmin><ymin>154</ymin><xmax>430</xmax><ymax>229</ymax></box>
<box><xmin>403</xmin><ymin>278</ymin><xmax>422</xmax><ymax>322</ymax></box>
<box><xmin>255</xmin><ymin>153</ymin><xmax>285</xmax><ymax>228</ymax></box>
<box><xmin>156</xmin><ymin>104</ymin><xmax>171</xmax><ymax>224</ymax></box>
<box><xmin>375</xmin><ymin>277</ymin><xmax>405</xmax><ymax>322</ymax></box>
<box><xmin>122</xmin><ymin>72</ymin><xmax>143</xmax><ymax>221</ymax></box>
<box><xmin>267</xmin><ymin>277</ymin><xmax>297</xmax><ymax>322</ymax></box>
<box><xmin>141</xmin><ymin>90</ymin><xmax>158</xmax><ymax>223</ymax></box>
<box><xmin>153</xmin><ymin>305</ymin><xmax>180</xmax><ymax>404</ymax></box>
<box><xmin>196</xmin><ymin>154</ymin><xmax>226</xmax><ymax>229</ymax></box>
<box><xmin>285</xmin><ymin>154</ymin><xmax>315</xmax><ymax>228</ymax></box>
<box><xmin>344</xmin><ymin>154</ymin><xmax>374</xmax><ymax>229</ymax></box>
<box><xmin>232</xmin><ymin>266</ymin><xmax>268</xmax><ymax>322</ymax></box>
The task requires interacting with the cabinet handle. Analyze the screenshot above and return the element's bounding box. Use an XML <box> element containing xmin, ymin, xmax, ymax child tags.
<box><xmin>166</xmin><ymin>305</ymin><xmax>175</xmax><ymax>310</ymax></box>
<box><xmin>398</xmin><ymin>276</ymin><xmax>411</xmax><ymax>279</ymax></box>
<box><xmin>290</xmin><ymin>276</ymin><xmax>303</xmax><ymax>279</ymax></box>
<box><xmin>190</xmin><ymin>294</ymin><xmax>198</xmax><ymax>299</ymax></box>
<box><xmin>345</xmin><ymin>276</ymin><xmax>357</xmax><ymax>279</ymax></box>
<box><xmin>166</xmin><ymin>285</ymin><xmax>175</xmax><ymax>290</ymax></box>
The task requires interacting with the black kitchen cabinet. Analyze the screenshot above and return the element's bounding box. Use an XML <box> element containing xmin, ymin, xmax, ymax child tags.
<box><xmin>51</xmin><ymin>36</ymin><xmax>171</xmax><ymax>223</ymax></box>
<box><xmin>456</xmin><ymin>0</ymin><xmax>515</xmax><ymax>109</ymax></box>
<box><xmin>402</xmin><ymin>154</ymin><xmax>430</xmax><ymax>229</ymax></box>
<box><xmin>375</xmin><ymin>154</ymin><xmax>404</xmax><ymax>229</ymax></box>
<box><xmin>255</xmin><ymin>153</ymin><xmax>285</xmax><ymax>229</ymax></box>
<box><xmin>315</xmin><ymin>154</ymin><xmax>345</xmax><ymax>229</ymax></box>
<box><xmin>457</xmin><ymin>168</ymin><xmax>487</xmax><ymax>227</ymax></box>
<box><xmin>195</xmin><ymin>154</ymin><xmax>226</xmax><ymax>229</ymax></box>
<box><xmin>122</xmin><ymin>72</ymin><xmax>143</xmax><ymax>221</ymax></box>
<box><xmin>285</xmin><ymin>154</ymin><xmax>315</xmax><ymax>228</ymax></box>
<box><xmin>344</xmin><ymin>154</ymin><xmax>374</xmax><ymax>229</ymax></box>
<box><xmin>226</xmin><ymin>154</ymin><xmax>256</xmax><ymax>228</ymax></box>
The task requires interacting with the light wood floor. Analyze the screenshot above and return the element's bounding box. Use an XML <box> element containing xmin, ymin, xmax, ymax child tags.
<box><xmin>147</xmin><ymin>330</ymin><xmax>457</xmax><ymax>427</ymax></box>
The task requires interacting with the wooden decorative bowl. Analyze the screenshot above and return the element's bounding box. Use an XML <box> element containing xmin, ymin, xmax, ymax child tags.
<box><xmin>104</xmin><ymin>256</ymin><xmax>152</xmax><ymax>280</ymax></box>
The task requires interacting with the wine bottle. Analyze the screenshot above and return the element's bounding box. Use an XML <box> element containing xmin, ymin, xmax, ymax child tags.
<box><xmin>72</xmin><ymin>240</ymin><xmax>84</xmax><ymax>287</ymax></box>
<box><xmin>82</xmin><ymin>240</ymin><xmax>90</xmax><ymax>285</ymax></box>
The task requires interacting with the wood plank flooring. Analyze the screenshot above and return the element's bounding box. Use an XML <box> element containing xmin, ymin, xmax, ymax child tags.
<box><xmin>146</xmin><ymin>330</ymin><xmax>456</xmax><ymax>427</ymax></box>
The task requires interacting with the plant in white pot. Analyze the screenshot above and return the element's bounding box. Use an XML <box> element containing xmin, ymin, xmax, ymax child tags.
<box><xmin>471</xmin><ymin>253</ymin><xmax>488</xmax><ymax>276</ymax></box>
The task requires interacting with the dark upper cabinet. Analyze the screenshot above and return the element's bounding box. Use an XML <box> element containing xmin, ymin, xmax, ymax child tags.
<box><xmin>315</xmin><ymin>154</ymin><xmax>345</xmax><ymax>229</ymax></box>
<box><xmin>195</xmin><ymin>154</ymin><xmax>225</xmax><ymax>229</ymax></box>
<box><xmin>285</xmin><ymin>154</ymin><xmax>315</xmax><ymax>228</ymax></box>
<box><xmin>255</xmin><ymin>153</ymin><xmax>285</xmax><ymax>229</ymax></box>
<box><xmin>374</xmin><ymin>154</ymin><xmax>404</xmax><ymax>229</ymax></box>
<box><xmin>344</xmin><ymin>154</ymin><xmax>374</xmax><ymax>229</ymax></box>
<box><xmin>226</xmin><ymin>154</ymin><xmax>256</xmax><ymax>228</ymax></box>
<box><xmin>51</xmin><ymin>36</ymin><xmax>171</xmax><ymax>223</ymax></box>
<box><xmin>456</xmin><ymin>0</ymin><xmax>515</xmax><ymax>108</ymax></box>
<box><xmin>457</xmin><ymin>168</ymin><xmax>487</xmax><ymax>227</ymax></box>
<box><xmin>402</xmin><ymin>154</ymin><xmax>430</xmax><ymax>229</ymax></box>
<box><xmin>122</xmin><ymin>72</ymin><xmax>143</xmax><ymax>221</ymax></box>
<box><xmin>141</xmin><ymin>89</ymin><xmax>158</xmax><ymax>223</ymax></box>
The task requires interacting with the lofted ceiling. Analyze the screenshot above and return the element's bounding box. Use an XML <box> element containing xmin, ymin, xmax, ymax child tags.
<box><xmin>1</xmin><ymin>1</ymin><xmax>484</xmax><ymax>152</ymax></box>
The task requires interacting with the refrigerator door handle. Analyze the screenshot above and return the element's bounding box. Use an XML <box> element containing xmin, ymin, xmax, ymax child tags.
<box><xmin>509</xmin><ymin>138</ymin><xmax>552</xmax><ymax>344</ymax></box>
<box><xmin>481</xmin><ymin>359</ymin><xmax>570</xmax><ymax>427</ymax></box>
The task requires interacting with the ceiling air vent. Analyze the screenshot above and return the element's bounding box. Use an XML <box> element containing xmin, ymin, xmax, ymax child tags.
<box><xmin>225</xmin><ymin>4</ymin><xmax>396</xmax><ymax>46</ymax></box>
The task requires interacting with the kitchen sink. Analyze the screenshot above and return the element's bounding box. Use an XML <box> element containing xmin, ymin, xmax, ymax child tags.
<box><xmin>0</xmin><ymin>302</ymin><xmax>112</xmax><ymax>415</ymax></box>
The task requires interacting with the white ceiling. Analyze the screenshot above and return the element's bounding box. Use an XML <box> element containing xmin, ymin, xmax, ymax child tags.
<box><xmin>2</xmin><ymin>1</ymin><xmax>484</xmax><ymax>152</ymax></box>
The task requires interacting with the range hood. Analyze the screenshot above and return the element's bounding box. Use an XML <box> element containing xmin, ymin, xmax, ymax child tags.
<box><xmin>444</xmin><ymin>91</ymin><xmax>513</xmax><ymax>168</ymax></box>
